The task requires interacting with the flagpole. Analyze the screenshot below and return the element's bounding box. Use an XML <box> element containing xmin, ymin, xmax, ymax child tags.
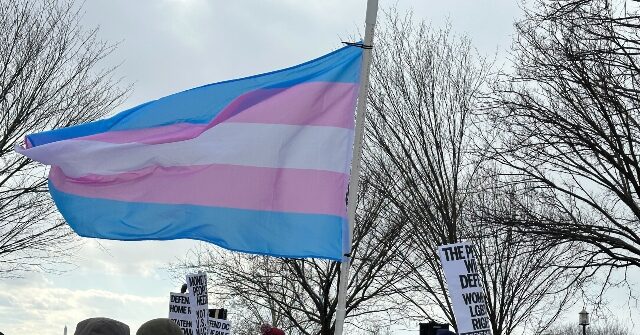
<box><xmin>334</xmin><ymin>0</ymin><xmax>378</xmax><ymax>334</ymax></box>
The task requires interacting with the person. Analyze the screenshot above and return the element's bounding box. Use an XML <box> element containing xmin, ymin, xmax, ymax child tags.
<box><xmin>74</xmin><ymin>317</ymin><xmax>129</xmax><ymax>335</ymax></box>
<box><xmin>260</xmin><ymin>323</ymin><xmax>285</xmax><ymax>335</ymax></box>
<box><xmin>137</xmin><ymin>318</ymin><xmax>183</xmax><ymax>335</ymax></box>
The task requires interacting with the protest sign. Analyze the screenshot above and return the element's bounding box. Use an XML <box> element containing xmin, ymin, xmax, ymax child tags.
<box><xmin>208</xmin><ymin>318</ymin><xmax>232</xmax><ymax>335</ymax></box>
<box><xmin>438</xmin><ymin>242</ymin><xmax>491</xmax><ymax>335</ymax></box>
<box><xmin>169</xmin><ymin>292</ymin><xmax>194</xmax><ymax>335</ymax></box>
<box><xmin>209</xmin><ymin>308</ymin><xmax>228</xmax><ymax>320</ymax></box>
<box><xmin>187</xmin><ymin>272</ymin><xmax>209</xmax><ymax>335</ymax></box>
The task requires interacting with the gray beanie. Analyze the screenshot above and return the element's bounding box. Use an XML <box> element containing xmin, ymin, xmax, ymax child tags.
<box><xmin>136</xmin><ymin>318</ymin><xmax>183</xmax><ymax>335</ymax></box>
<box><xmin>74</xmin><ymin>317</ymin><xmax>130</xmax><ymax>335</ymax></box>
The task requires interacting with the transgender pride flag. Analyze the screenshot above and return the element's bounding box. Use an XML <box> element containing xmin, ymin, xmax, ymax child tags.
<box><xmin>16</xmin><ymin>44</ymin><xmax>363</xmax><ymax>261</ymax></box>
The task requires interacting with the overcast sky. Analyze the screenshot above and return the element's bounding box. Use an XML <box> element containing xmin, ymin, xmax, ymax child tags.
<box><xmin>0</xmin><ymin>1</ymin><xmax>636</xmax><ymax>334</ymax></box>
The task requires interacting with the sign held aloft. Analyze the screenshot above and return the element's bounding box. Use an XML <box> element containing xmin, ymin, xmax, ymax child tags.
<box><xmin>186</xmin><ymin>272</ymin><xmax>209</xmax><ymax>335</ymax></box>
<box><xmin>169</xmin><ymin>292</ymin><xmax>193</xmax><ymax>335</ymax></box>
<box><xmin>438</xmin><ymin>242</ymin><xmax>491</xmax><ymax>335</ymax></box>
<box><xmin>208</xmin><ymin>318</ymin><xmax>232</xmax><ymax>335</ymax></box>
<box><xmin>170</xmin><ymin>272</ymin><xmax>233</xmax><ymax>335</ymax></box>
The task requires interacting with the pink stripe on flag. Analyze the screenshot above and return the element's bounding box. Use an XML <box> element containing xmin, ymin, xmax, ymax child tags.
<box><xmin>222</xmin><ymin>82</ymin><xmax>357</xmax><ymax>128</ymax></box>
<box><xmin>49</xmin><ymin>164</ymin><xmax>349</xmax><ymax>217</ymax></box>
<box><xmin>80</xmin><ymin>82</ymin><xmax>357</xmax><ymax>145</ymax></box>
<box><xmin>83</xmin><ymin>123</ymin><xmax>209</xmax><ymax>145</ymax></box>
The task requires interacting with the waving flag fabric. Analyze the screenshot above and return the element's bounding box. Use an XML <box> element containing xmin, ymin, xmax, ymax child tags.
<box><xmin>16</xmin><ymin>45</ymin><xmax>363</xmax><ymax>261</ymax></box>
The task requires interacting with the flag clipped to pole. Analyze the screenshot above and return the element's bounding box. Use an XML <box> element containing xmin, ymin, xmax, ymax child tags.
<box><xmin>16</xmin><ymin>45</ymin><xmax>364</xmax><ymax>261</ymax></box>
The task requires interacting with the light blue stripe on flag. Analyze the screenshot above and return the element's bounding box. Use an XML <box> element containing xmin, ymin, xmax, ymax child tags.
<box><xmin>27</xmin><ymin>45</ymin><xmax>363</xmax><ymax>147</ymax></box>
<box><xmin>50</xmin><ymin>181</ymin><xmax>346</xmax><ymax>260</ymax></box>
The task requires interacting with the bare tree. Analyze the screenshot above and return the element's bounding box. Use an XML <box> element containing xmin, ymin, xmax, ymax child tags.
<box><xmin>365</xmin><ymin>11</ymin><xmax>583</xmax><ymax>335</ymax></box>
<box><xmin>468</xmin><ymin>170</ymin><xmax>586</xmax><ymax>335</ymax></box>
<box><xmin>491</xmin><ymin>0</ymin><xmax>640</xmax><ymax>268</ymax></box>
<box><xmin>172</xmin><ymin>177</ymin><xmax>408</xmax><ymax>335</ymax></box>
<box><xmin>364</xmin><ymin>9</ymin><xmax>487</xmax><ymax>330</ymax></box>
<box><xmin>545</xmin><ymin>319</ymin><xmax>632</xmax><ymax>335</ymax></box>
<box><xmin>0</xmin><ymin>0</ymin><xmax>126</xmax><ymax>276</ymax></box>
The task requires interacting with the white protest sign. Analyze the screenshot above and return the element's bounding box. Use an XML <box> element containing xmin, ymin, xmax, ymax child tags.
<box><xmin>438</xmin><ymin>242</ymin><xmax>491</xmax><ymax>335</ymax></box>
<box><xmin>208</xmin><ymin>318</ymin><xmax>232</xmax><ymax>335</ymax></box>
<box><xmin>169</xmin><ymin>292</ymin><xmax>195</xmax><ymax>335</ymax></box>
<box><xmin>187</xmin><ymin>272</ymin><xmax>209</xmax><ymax>335</ymax></box>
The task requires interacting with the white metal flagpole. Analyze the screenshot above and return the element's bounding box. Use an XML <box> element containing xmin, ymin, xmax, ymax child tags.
<box><xmin>334</xmin><ymin>0</ymin><xmax>378</xmax><ymax>334</ymax></box>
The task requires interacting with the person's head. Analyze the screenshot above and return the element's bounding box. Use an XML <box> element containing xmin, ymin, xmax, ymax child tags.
<box><xmin>136</xmin><ymin>318</ymin><xmax>183</xmax><ymax>335</ymax></box>
<box><xmin>74</xmin><ymin>317</ymin><xmax>129</xmax><ymax>335</ymax></box>
<box><xmin>260</xmin><ymin>323</ymin><xmax>272</xmax><ymax>334</ymax></box>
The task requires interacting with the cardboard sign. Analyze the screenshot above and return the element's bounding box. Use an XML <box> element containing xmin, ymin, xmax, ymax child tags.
<box><xmin>438</xmin><ymin>242</ymin><xmax>491</xmax><ymax>335</ymax></box>
<box><xmin>169</xmin><ymin>292</ymin><xmax>194</xmax><ymax>335</ymax></box>
<box><xmin>208</xmin><ymin>318</ymin><xmax>232</xmax><ymax>335</ymax></box>
<box><xmin>187</xmin><ymin>272</ymin><xmax>209</xmax><ymax>335</ymax></box>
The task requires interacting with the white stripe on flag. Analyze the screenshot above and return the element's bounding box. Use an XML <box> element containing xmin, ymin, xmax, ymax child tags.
<box><xmin>19</xmin><ymin>123</ymin><xmax>355</xmax><ymax>177</ymax></box>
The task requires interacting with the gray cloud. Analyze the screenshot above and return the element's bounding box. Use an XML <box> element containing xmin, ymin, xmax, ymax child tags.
<box><xmin>0</xmin><ymin>278</ymin><xmax>165</xmax><ymax>334</ymax></box>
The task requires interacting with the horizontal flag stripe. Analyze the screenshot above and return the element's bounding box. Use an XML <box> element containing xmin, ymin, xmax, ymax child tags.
<box><xmin>222</xmin><ymin>82</ymin><xmax>358</xmax><ymax>129</ymax></box>
<box><xmin>49</xmin><ymin>164</ymin><xmax>349</xmax><ymax>216</ymax></box>
<box><xmin>26</xmin><ymin>45</ymin><xmax>363</xmax><ymax>147</ymax></box>
<box><xmin>49</xmin><ymin>180</ymin><xmax>345</xmax><ymax>260</ymax></box>
<box><xmin>18</xmin><ymin>123</ymin><xmax>355</xmax><ymax>178</ymax></box>
<box><xmin>77</xmin><ymin>82</ymin><xmax>358</xmax><ymax>145</ymax></box>
<box><xmin>81</xmin><ymin>122</ymin><xmax>209</xmax><ymax>145</ymax></box>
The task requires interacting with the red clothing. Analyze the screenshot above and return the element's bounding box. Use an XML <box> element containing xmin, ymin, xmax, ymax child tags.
<box><xmin>266</xmin><ymin>328</ymin><xmax>285</xmax><ymax>335</ymax></box>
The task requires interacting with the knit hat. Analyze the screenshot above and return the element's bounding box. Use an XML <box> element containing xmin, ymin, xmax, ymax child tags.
<box><xmin>136</xmin><ymin>318</ymin><xmax>183</xmax><ymax>335</ymax></box>
<box><xmin>74</xmin><ymin>317</ymin><xmax>130</xmax><ymax>335</ymax></box>
<box><xmin>260</xmin><ymin>323</ymin><xmax>272</xmax><ymax>334</ymax></box>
